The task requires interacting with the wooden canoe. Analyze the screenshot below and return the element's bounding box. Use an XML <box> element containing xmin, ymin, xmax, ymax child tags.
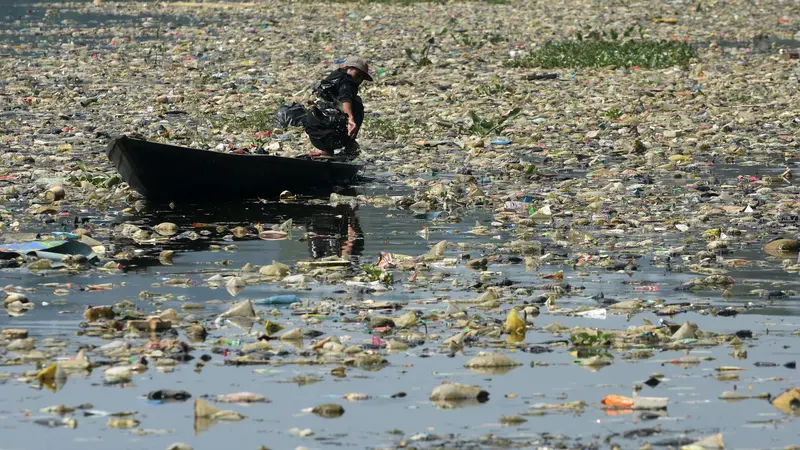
<box><xmin>106</xmin><ymin>136</ymin><xmax>362</xmax><ymax>201</ymax></box>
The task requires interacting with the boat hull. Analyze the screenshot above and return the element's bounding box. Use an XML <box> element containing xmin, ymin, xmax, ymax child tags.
<box><xmin>106</xmin><ymin>136</ymin><xmax>362</xmax><ymax>201</ymax></box>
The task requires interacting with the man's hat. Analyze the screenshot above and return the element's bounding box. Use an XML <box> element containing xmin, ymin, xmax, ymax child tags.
<box><xmin>342</xmin><ymin>56</ymin><xmax>373</xmax><ymax>82</ymax></box>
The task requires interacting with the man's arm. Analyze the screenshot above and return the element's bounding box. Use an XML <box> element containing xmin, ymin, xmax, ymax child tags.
<box><xmin>342</xmin><ymin>101</ymin><xmax>358</xmax><ymax>138</ymax></box>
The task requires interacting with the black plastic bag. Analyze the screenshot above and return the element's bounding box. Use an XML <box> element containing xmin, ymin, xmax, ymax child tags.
<box><xmin>304</xmin><ymin>102</ymin><xmax>349</xmax><ymax>151</ymax></box>
<box><xmin>275</xmin><ymin>103</ymin><xmax>307</xmax><ymax>129</ymax></box>
<box><xmin>147</xmin><ymin>389</ymin><xmax>192</xmax><ymax>402</ymax></box>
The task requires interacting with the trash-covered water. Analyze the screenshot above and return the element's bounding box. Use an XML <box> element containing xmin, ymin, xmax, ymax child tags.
<box><xmin>2</xmin><ymin>176</ymin><xmax>799</xmax><ymax>449</ymax></box>
<box><xmin>0</xmin><ymin>0</ymin><xmax>194</xmax><ymax>47</ymax></box>
<box><xmin>2</xmin><ymin>0</ymin><xmax>800</xmax><ymax>449</ymax></box>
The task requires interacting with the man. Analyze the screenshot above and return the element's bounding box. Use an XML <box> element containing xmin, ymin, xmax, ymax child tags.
<box><xmin>305</xmin><ymin>56</ymin><xmax>373</xmax><ymax>156</ymax></box>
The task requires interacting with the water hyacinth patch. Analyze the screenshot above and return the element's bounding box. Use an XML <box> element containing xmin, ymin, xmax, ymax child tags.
<box><xmin>509</xmin><ymin>37</ymin><xmax>698</xmax><ymax>69</ymax></box>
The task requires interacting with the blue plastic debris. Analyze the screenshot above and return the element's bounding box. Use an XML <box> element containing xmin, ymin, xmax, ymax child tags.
<box><xmin>0</xmin><ymin>239</ymin><xmax>97</xmax><ymax>263</ymax></box>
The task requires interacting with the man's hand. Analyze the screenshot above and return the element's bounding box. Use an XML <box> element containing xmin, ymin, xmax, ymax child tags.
<box><xmin>347</xmin><ymin>117</ymin><xmax>358</xmax><ymax>138</ymax></box>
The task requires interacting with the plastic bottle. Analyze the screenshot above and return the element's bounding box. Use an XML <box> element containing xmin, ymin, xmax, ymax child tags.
<box><xmin>253</xmin><ymin>294</ymin><xmax>300</xmax><ymax>305</ymax></box>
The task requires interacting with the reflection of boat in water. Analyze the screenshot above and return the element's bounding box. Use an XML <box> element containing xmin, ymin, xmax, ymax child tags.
<box><xmin>112</xmin><ymin>199</ymin><xmax>364</xmax><ymax>268</ymax></box>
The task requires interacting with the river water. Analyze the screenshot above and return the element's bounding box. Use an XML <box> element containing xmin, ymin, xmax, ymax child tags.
<box><xmin>1</xmin><ymin>1</ymin><xmax>799</xmax><ymax>450</ymax></box>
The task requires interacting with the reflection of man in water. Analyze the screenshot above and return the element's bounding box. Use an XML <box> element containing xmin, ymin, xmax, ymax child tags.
<box><xmin>307</xmin><ymin>205</ymin><xmax>364</xmax><ymax>262</ymax></box>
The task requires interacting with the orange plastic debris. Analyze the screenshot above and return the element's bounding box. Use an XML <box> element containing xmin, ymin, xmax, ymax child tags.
<box><xmin>601</xmin><ymin>394</ymin><xmax>635</xmax><ymax>408</ymax></box>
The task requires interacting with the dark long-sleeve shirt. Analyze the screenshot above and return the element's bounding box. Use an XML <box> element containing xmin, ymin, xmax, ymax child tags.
<box><xmin>317</xmin><ymin>69</ymin><xmax>364</xmax><ymax>126</ymax></box>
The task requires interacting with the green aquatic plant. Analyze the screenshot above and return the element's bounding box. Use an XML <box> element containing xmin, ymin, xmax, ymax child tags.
<box><xmin>231</xmin><ymin>108</ymin><xmax>276</xmax><ymax>132</ymax></box>
<box><xmin>360</xmin><ymin>264</ymin><xmax>393</xmax><ymax>284</ymax></box>
<box><xmin>404</xmin><ymin>40</ymin><xmax>433</xmax><ymax>67</ymax></box>
<box><xmin>68</xmin><ymin>160</ymin><xmax>120</xmax><ymax>188</ymax></box>
<box><xmin>507</xmin><ymin>32</ymin><xmax>698</xmax><ymax>69</ymax></box>
<box><xmin>570</xmin><ymin>331</ymin><xmax>613</xmax><ymax>347</ymax></box>
<box><xmin>466</xmin><ymin>107</ymin><xmax>522</xmax><ymax>137</ymax></box>
<box><xmin>600</xmin><ymin>107</ymin><xmax>623</xmax><ymax>120</ymax></box>
<box><xmin>475</xmin><ymin>80</ymin><xmax>515</xmax><ymax>96</ymax></box>
<box><xmin>363</xmin><ymin>117</ymin><xmax>412</xmax><ymax>141</ymax></box>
